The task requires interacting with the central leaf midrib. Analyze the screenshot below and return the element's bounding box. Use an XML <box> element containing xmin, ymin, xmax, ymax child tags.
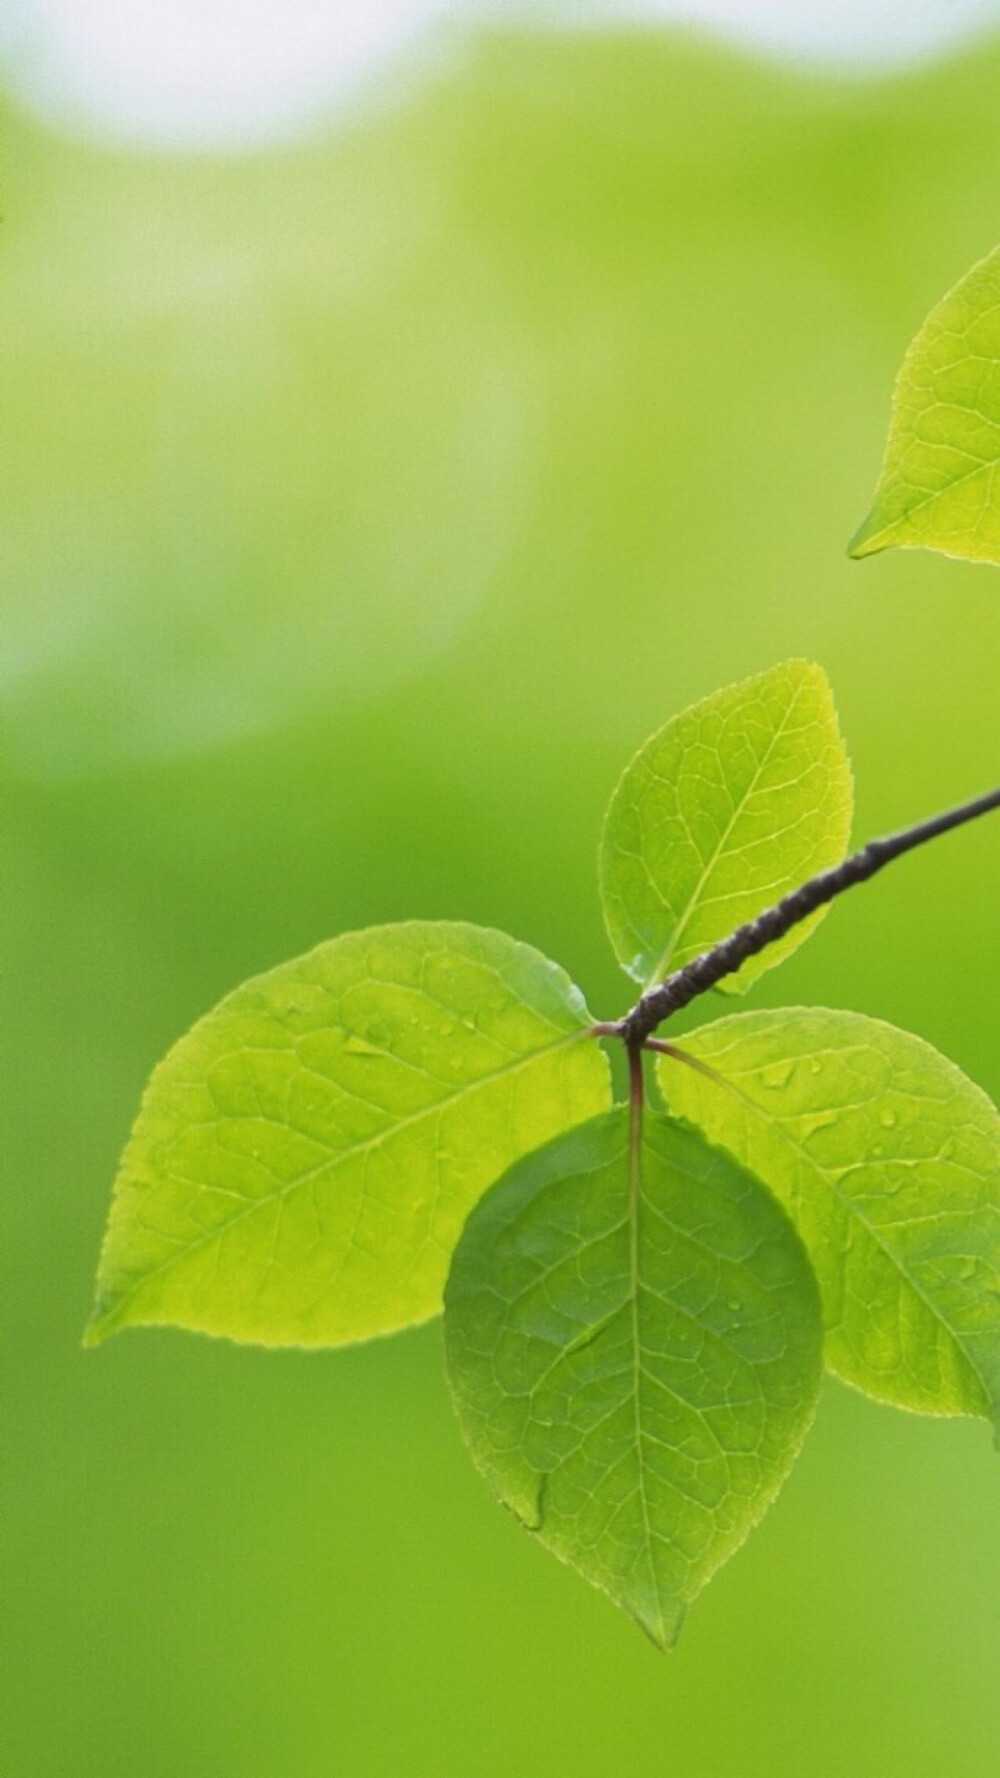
<box><xmin>646</xmin><ymin>683</ymin><xmax>806</xmax><ymax>988</ymax></box>
<box><xmin>627</xmin><ymin>1107</ymin><xmax>662</xmax><ymax>1634</ymax></box>
<box><xmin>874</xmin><ymin>451</ymin><xmax>997</xmax><ymax>545</ymax></box>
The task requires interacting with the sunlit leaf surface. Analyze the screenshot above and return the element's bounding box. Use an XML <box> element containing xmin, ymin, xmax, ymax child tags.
<box><xmin>599</xmin><ymin>661</ymin><xmax>852</xmax><ymax>991</ymax></box>
<box><xmin>88</xmin><ymin>922</ymin><xmax>610</xmax><ymax>1347</ymax></box>
<box><xmin>664</xmin><ymin>1010</ymin><xmax>1000</xmax><ymax>1423</ymax></box>
<box><xmin>851</xmin><ymin>244</ymin><xmax>1000</xmax><ymax>564</ymax></box>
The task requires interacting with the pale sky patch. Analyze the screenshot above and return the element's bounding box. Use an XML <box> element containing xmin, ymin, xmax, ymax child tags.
<box><xmin>1</xmin><ymin>0</ymin><xmax>998</xmax><ymax>150</ymax></box>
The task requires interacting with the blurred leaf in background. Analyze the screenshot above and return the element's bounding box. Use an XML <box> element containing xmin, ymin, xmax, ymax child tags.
<box><xmin>4</xmin><ymin>7</ymin><xmax>1000</xmax><ymax>1777</ymax></box>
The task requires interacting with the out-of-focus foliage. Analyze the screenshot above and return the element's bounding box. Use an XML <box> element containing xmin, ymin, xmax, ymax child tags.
<box><xmin>3</xmin><ymin>26</ymin><xmax>998</xmax><ymax>784</ymax></box>
<box><xmin>6</xmin><ymin>23</ymin><xmax>1000</xmax><ymax>1778</ymax></box>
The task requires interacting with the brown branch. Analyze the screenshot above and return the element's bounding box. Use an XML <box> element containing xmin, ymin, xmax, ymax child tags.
<box><xmin>615</xmin><ymin>783</ymin><xmax>1000</xmax><ymax>1047</ymax></box>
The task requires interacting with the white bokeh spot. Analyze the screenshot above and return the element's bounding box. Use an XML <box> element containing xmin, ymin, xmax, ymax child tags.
<box><xmin>1</xmin><ymin>0</ymin><xmax>999</xmax><ymax>147</ymax></box>
<box><xmin>532</xmin><ymin>0</ymin><xmax>1000</xmax><ymax>70</ymax></box>
<box><xmin>1</xmin><ymin>0</ymin><xmax>450</xmax><ymax>147</ymax></box>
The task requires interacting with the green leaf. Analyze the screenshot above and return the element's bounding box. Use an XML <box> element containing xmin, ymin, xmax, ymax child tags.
<box><xmin>850</xmin><ymin>244</ymin><xmax>1000</xmax><ymax>563</ymax></box>
<box><xmin>444</xmin><ymin>1107</ymin><xmax>822</xmax><ymax>1647</ymax></box>
<box><xmin>599</xmin><ymin>661</ymin><xmax>853</xmax><ymax>991</ymax></box>
<box><xmin>87</xmin><ymin>922</ymin><xmax>610</xmax><ymax>1349</ymax></box>
<box><xmin>661</xmin><ymin>1010</ymin><xmax>1000</xmax><ymax>1426</ymax></box>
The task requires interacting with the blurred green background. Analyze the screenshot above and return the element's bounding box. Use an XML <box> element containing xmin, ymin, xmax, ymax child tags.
<box><xmin>5</xmin><ymin>20</ymin><xmax>1000</xmax><ymax>1777</ymax></box>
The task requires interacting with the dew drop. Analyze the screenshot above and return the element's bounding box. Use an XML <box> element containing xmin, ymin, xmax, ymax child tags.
<box><xmin>880</xmin><ymin>1108</ymin><xmax>898</xmax><ymax>1129</ymax></box>
<box><xmin>725</xmin><ymin>1298</ymin><xmax>742</xmax><ymax>1314</ymax></box>
<box><xmin>800</xmin><ymin>1110</ymin><xmax>838</xmax><ymax>1140</ymax></box>
<box><xmin>809</xmin><ymin>1059</ymin><xmax>823</xmax><ymax>1076</ymax></box>
<box><xmin>761</xmin><ymin>1060</ymin><xmax>794</xmax><ymax>1090</ymax></box>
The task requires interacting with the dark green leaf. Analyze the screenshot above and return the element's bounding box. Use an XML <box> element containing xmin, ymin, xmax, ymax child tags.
<box><xmin>445</xmin><ymin>1107</ymin><xmax>822</xmax><ymax>1646</ymax></box>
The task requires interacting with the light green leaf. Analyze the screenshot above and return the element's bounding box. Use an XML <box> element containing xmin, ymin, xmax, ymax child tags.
<box><xmin>87</xmin><ymin>922</ymin><xmax>610</xmax><ymax>1349</ymax></box>
<box><xmin>850</xmin><ymin>244</ymin><xmax>1000</xmax><ymax>563</ymax></box>
<box><xmin>444</xmin><ymin>1107</ymin><xmax>822</xmax><ymax>1647</ymax></box>
<box><xmin>599</xmin><ymin>661</ymin><xmax>853</xmax><ymax>991</ymax></box>
<box><xmin>662</xmin><ymin>1010</ymin><xmax>1000</xmax><ymax>1425</ymax></box>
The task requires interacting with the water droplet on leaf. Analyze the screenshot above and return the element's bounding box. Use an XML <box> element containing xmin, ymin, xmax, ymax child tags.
<box><xmin>799</xmin><ymin>1110</ymin><xmax>838</xmax><ymax>1140</ymax></box>
<box><xmin>761</xmin><ymin>1060</ymin><xmax>794</xmax><ymax>1090</ymax></box>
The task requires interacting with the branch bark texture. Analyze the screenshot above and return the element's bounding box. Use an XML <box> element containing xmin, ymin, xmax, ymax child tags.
<box><xmin>618</xmin><ymin>784</ymin><xmax>1000</xmax><ymax>1047</ymax></box>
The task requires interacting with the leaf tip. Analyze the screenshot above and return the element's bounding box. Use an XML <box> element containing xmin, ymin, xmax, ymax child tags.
<box><xmin>633</xmin><ymin>1597</ymin><xmax>686</xmax><ymax>1653</ymax></box>
<box><xmin>847</xmin><ymin>508</ymin><xmax>891</xmax><ymax>560</ymax></box>
<box><xmin>82</xmin><ymin>1300</ymin><xmax>122</xmax><ymax>1348</ymax></box>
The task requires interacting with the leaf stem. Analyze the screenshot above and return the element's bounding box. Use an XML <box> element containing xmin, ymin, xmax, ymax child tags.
<box><xmin>613</xmin><ymin>782</ymin><xmax>1000</xmax><ymax>1046</ymax></box>
<box><xmin>628</xmin><ymin>1039</ymin><xmax>645</xmax><ymax>1122</ymax></box>
<box><xmin>642</xmin><ymin>1038</ymin><xmax>738</xmax><ymax>1095</ymax></box>
<box><xmin>627</xmin><ymin>1037</ymin><xmax>644</xmax><ymax>1303</ymax></box>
